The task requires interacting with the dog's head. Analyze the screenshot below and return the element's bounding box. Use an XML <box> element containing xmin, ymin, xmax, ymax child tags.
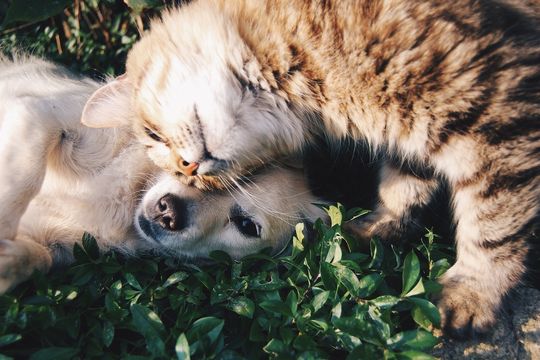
<box><xmin>134</xmin><ymin>166</ymin><xmax>326</xmax><ymax>260</ymax></box>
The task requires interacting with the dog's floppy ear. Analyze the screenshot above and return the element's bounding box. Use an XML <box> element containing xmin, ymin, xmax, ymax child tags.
<box><xmin>81</xmin><ymin>74</ymin><xmax>132</xmax><ymax>128</ymax></box>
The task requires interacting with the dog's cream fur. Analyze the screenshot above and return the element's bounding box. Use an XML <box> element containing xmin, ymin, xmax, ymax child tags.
<box><xmin>0</xmin><ymin>56</ymin><xmax>324</xmax><ymax>293</ymax></box>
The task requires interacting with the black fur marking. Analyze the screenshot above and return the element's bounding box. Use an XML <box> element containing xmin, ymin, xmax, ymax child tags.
<box><xmin>482</xmin><ymin>165</ymin><xmax>540</xmax><ymax>198</ymax></box>
<box><xmin>374</xmin><ymin>57</ymin><xmax>390</xmax><ymax>75</ymax></box>
<box><xmin>437</xmin><ymin>88</ymin><xmax>494</xmax><ymax>145</ymax></box>
<box><xmin>478</xmin><ymin>114</ymin><xmax>540</xmax><ymax>145</ymax></box>
<box><xmin>507</xmin><ymin>71</ymin><xmax>540</xmax><ymax>105</ymax></box>
<box><xmin>481</xmin><ymin>213</ymin><xmax>539</xmax><ymax>249</ymax></box>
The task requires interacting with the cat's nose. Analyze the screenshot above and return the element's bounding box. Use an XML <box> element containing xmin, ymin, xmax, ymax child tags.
<box><xmin>178</xmin><ymin>160</ymin><xmax>199</xmax><ymax>176</ymax></box>
<box><xmin>154</xmin><ymin>194</ymin><xmax>187</xmax><ymax>231</ymax></box>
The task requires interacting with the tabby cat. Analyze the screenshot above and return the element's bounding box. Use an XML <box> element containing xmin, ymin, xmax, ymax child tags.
<box><xmin>82</xmin><ymin>0</ymin><xmax>540</xmax><ymax>338</ymax></box>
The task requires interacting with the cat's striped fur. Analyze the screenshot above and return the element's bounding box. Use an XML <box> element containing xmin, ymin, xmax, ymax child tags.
<box><xmin>83</xmin><ymin>0</ymin><xmax>540</xmax><ymax>338</ymax></box>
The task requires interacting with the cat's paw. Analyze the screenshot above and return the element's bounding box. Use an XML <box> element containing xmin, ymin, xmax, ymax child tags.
<box><xmin>437</xmin><ymin>276</ymin><xmax>499</xmax><ymax>339</ymax></box>
<box><xmin>343</xmin><ymin>209</ymin><xmax>407</xmax><ymax>244</ymax></box>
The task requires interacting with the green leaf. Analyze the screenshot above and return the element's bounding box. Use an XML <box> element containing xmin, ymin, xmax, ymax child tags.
<box><xmin>286</xmin><ymin>291</ymin><xmax>298</xmax><ymax>316</ymax></box>
<box><xmin>404</xmin><ymin>278</ymin><xmax>425</xmax><ymax>297</ymax></box>
<box><xmin>333</xmin><ymin>265</ymin><xmax>361</xmax><ymax>297</ymax></box>
<box><xmin>175</xmin><ymin>333</ymin><xmax>191</xmax><ymax>360</ymax></box>
<box><xmin>163</xmin><ymin>272</ymin><xmax>189</xmax><ymax>288</ymax></box>
<box><xmin>29</xmin><ymin>347</ymin><xmax>78</xmax><ymax>360</ymax></box>
<box><xmin>2</xmin><ymin>0</ymin><xmax>71</xmax><ymax>27</ymax></box>
<box><xmin>293</xmin><ymin>334</ymin><xmax>318</xmax><ymax>352</ymax></box>
<box><xmin>430</xmin><ymin>259</ymin><xmax>451</xmax><ymax>279</ymax></box>
<box><xmin>186</xmin><ymin>317</ymin><xmax>224</xmax><ymax>355</ymax></box>
<box><xmin>423</xmin><ymin>280</ymin><xmax>443</xmax><ymax>295</ymax></box>
<box><xmin>411</xmin><ymin>306</ymin><xmax>431</xmax><ymax>330</ymax></box>
<box><xmin>124</xmin><ymin>0</ymin><xmax>162</xmax><ymax>13</ymax></box>
<box><xmin>259</xmin><ymin>300</ymin><xmax>294</xmax><ymax>317</ymax></box>
<box><xmin>401</xmin><ymin>252</ymin><xmax>420</xmax><ymax>296</ymax></box>
<box><xmin>368</xmin><ymin>238</ymin><xmax>384</xmax><ymax>269</ymax></box>
<box><xmin>124</xmin><ymin>273</ymin><xmax>143</xmax><ymax>291</ymax></box>
<box><xmin>346</xmin><ymin>344</ymin><xmax>383</xmax><ymax>360</ymax></box>
<box><xmin>130</xmin><ymin>304</ymin><xmax>166</xmax><ymax>356</ymax></box>
<box><xmin>110</xmin><ymin>280</ymin><xmax>122</xmax><ymax>299</ymax></box>
<box><xmin>333</xmin><ymin>317</ymin><xmax>381</xmax><ymax>345</ymax></box>
<box><xmin>329</xmin><ymin>242</ymin><xmax>343</xmax><ymax>263</ymax></box>
<box><xmin>371</xmin><ymin>295</ymin><xmax>400</xmax><ymax>310</ymax></box>
<box><xmin>82</xmin><ymin>232</ymin><xmax>100</xmax><ymax>260</ymax></box>
<box><xmin>386</xmin><ymin>330</ymin><xmax>438</xmax><ymax>351</ymax></box>
<box><xmin>327</xmin><ymin>204</ymin><xmax>343</xmax><ymax>227</ymax></box>
<box><xmin>396</xmin><ymin>350</ymin><xmax>436</xmax><ymax>360</ymax></box>
<box><xmin>263</xmin><ymin>339</ymin><xmax>288</xmax><ymax>356</ymax></box>
<box><xmin>227</xmin><ymin>297</ymin><xmax>255</xmax><ymax>319</ymax></box>
<box><xmin>102</xmin><ymin>321</ymin><xmax>114</xmax><ymax>348</ymax></box>
<box><xmin>309</xmin><ymin>319</ymin><xmax>330</xmax><ymax>332</ymax></box>
<box><xmin>320</xmin><ymin>262</ymin><xmax>338</xmax><ymax>290</ymax></box>
<box><xmin>72</xmin><ymin>243</ymin><xmax>88</xmax><ymax>263</ymax></box>
<box><xmin>357</xmin><ymin>273</ymin><xmax>383</xmax><ymax>298</ymax></box>
<box><xmin>292</xmin><ymin>222</ymin><xmax>306</xmax><ymax>257</ymax></box>
<box><xmin>407</xmin><ymin>298</ymin><xmax>441</xmax><ymax>328</ymax></box>
<box><xmin>311</xmin><ymin>290</ymin><xmax>330</xmax><ymax>313</ymax></box>
<box><xmin>344</xmin><ymin>207</ymin><xmax>371</xmax><ymax>222</ymax></box>
<box><xmin>0</xmin><ymin>334</ymin><xmax>21</xmax><ymax>347</ymax></box>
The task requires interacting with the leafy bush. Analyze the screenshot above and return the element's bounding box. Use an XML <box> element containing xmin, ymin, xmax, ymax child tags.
<box><xmin>0</xmin><ymin>206</ymin><xmax>453</xmax><ymax>359</ymax></box>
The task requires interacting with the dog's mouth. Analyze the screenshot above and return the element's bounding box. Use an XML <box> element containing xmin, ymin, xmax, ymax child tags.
<box><xmin>136</xmin><ymin>215</ymin><xmax>160</xmax><ymax>243</ymax></box>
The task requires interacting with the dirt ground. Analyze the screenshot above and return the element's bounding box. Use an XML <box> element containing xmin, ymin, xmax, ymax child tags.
<box><xmin>432</xmin><ymin>287</ymin><xmax>540</xmax><ymax>359</ymax></box>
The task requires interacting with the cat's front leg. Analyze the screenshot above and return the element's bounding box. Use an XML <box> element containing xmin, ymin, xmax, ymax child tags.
<box><xmin>0</xmin><ymin>237</ymin><xmax>52</xmax><ymax>293</ymax></box>
<box><xmin>344</xmin><ymin>161</ymin><xmax>438</xmax><ymax>244</ymax></box>
<box><xmin>439</xmin><ymin>177</ymin><xmax>536</xmax><ymax>338</ymax></box>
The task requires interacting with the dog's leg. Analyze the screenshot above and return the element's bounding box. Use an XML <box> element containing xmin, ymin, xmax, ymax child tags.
<box><xmin>0</xmin><ymin>98</ymin><xmax>60</xmax><ymax>239</ymax></box>
<box><xmin>0</xmin><ymin>236</ymin><xmax>52</xmax><ymax>293</ymax></box>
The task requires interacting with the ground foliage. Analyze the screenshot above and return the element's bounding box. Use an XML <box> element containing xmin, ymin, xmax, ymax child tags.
<box><xmin>0</xmin><ymin>205</ymin><xmax>454</xmax><ymax>359</ymax></box>
<box><xmin>1</xmin><ymin>1</ymin><xmax>455</xmax><ymax>358</ymax></box>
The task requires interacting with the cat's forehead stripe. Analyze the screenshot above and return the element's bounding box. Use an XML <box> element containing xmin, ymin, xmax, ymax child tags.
<box><xmin>138</xmin><ymin>106</ymin><xmax>164</xmax><ymax>134</ymax></box>
<box><xmin>154</xmin><ymin>56</ymin><xmax>171</xmax><ymax>93</ymax></box>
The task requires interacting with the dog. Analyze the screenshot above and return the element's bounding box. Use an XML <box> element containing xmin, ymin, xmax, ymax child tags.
<box><xmin>0</xmin><ymin>55</ymin><xmax>325</xmax><ymax>293</ymax></box>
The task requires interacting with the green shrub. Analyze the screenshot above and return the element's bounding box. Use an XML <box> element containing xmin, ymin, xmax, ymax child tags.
<box><xmin>0</xmin><ymin>205</ymin><xmax>453</xmax><ymax>359</ymax></box>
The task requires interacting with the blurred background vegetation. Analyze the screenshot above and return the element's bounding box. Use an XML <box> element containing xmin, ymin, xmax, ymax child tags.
<box><xmin>0</xmin><ymin>0</ymin><xmax>186</xmax><ymax>77</ymax></box>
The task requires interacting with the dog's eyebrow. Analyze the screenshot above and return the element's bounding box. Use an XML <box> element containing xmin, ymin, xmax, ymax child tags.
<box><xmin>230</xmin><ymin>204</ymin><xmax>248</xmax><ymax>218</ymax></box>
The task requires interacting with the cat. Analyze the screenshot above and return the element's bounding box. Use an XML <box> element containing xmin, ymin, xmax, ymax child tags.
<box><xmin>81</xmin><ymin>0</ymin><xmax>540</xmax><ymax>338</ymax></box>
<box><xmin>0</xmin><ymin>55</ymin><xmax>324</xmax><ymax>293</ymax></box>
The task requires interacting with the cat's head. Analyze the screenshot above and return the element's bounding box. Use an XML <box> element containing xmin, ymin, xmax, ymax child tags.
<box><xmin>81</xmin><ymin>3</ymin><xmax>305</xmax><ymax>189</ymax></box>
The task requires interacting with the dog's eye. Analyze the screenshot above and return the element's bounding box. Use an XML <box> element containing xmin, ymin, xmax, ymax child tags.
<box><xmin>144</xmin><ymin>127</ymin><xmax>164</xmax><ymax>143</ymax></box>
<box><xmin>231</xmin><ymin>216</ymin><xmax>261</xmax><ymax>238</ymax></box>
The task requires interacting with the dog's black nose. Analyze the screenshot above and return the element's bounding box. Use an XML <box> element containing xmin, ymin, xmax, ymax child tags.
<box><xmin>154</xmin><ymin>194</ymin><xmax>187</xmax><ymax>231</ymax></box>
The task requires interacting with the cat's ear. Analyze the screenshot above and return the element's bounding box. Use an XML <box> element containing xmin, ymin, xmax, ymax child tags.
<box><xmin>81</xmin><ymin>74</ymin><xmax>132</xmax><ymax>128</ymax></box>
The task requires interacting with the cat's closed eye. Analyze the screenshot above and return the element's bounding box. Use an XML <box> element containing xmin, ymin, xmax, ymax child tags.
<box><xmin>144</xmin><ymin>127</ymin><xmax>165</xmax><ymax>143</ymax></box>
